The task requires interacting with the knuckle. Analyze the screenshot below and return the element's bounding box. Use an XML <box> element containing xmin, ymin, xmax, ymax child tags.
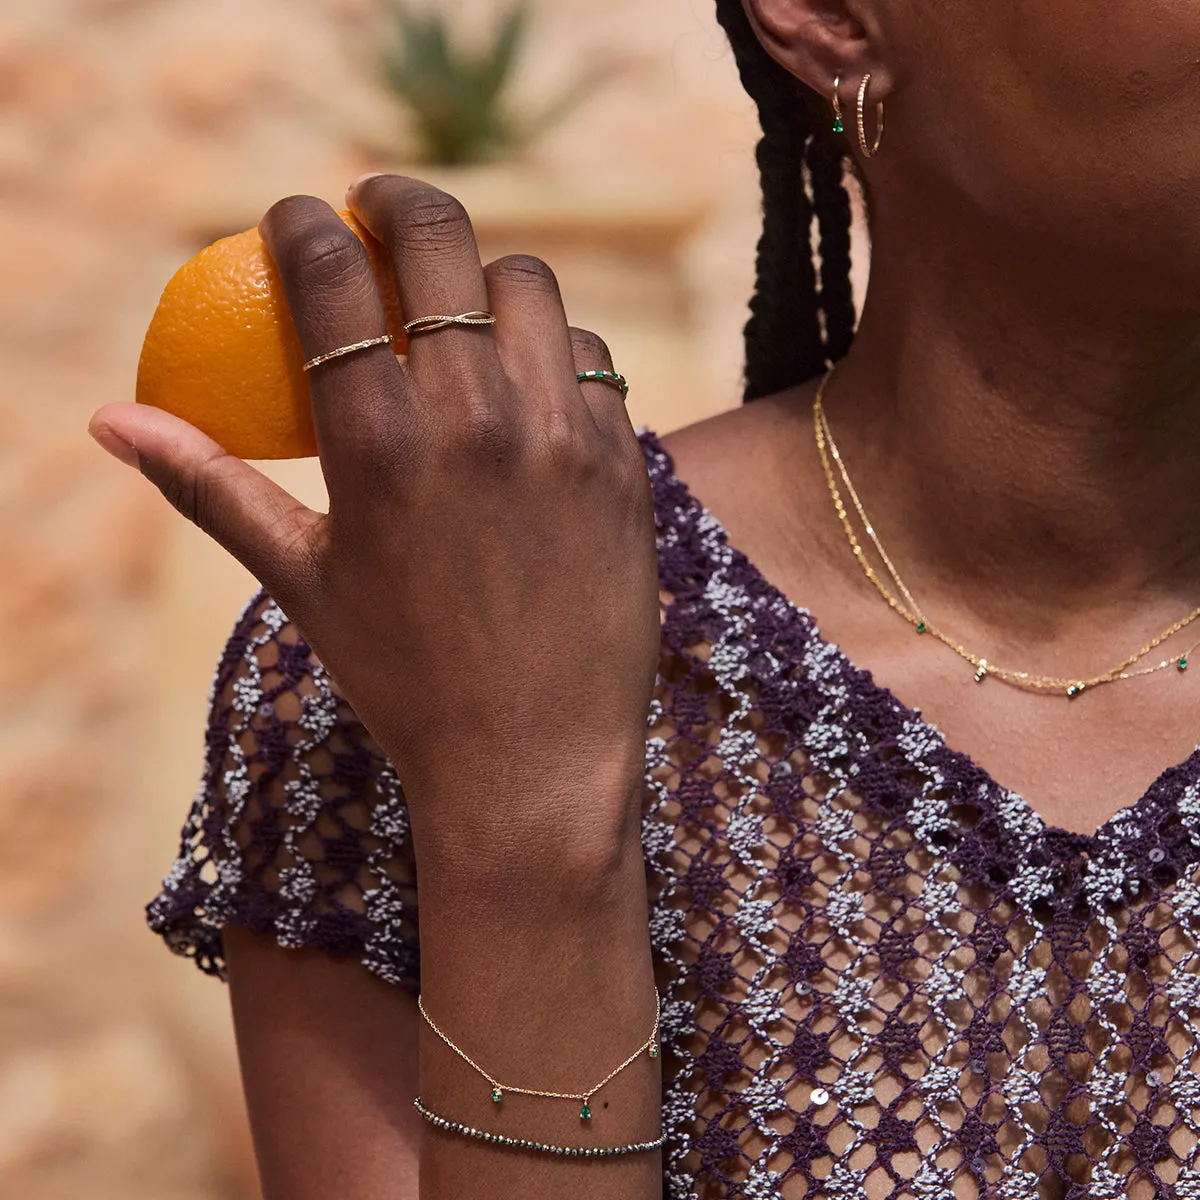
<box><xmin>189</xmin><ymin>454</ymin><xmax>240</xmax><ymax>536</ymax></box>
<box><xmin>486</xmin><ymin>254</ymin><xmax>561</xmax><ymax>297</ymax></box>
<box><xmin>158</xmin><ymin>471</ymin><xmax>196</xmax><ymax>524</ymax></box>
<box><xmin>261</xmin><ymin>193</ymin><xmax>326</xmax><ymax>235</ymax></box>
<box><xmin>540</xmin><ymin>406</ymin><xmax>588</xmax><ymax>466</ymax></box>
<box><xmin>262</xmin><ymin>196</ymin><xmax>364</xmax><ymax>286</ymax></box>
<box><xmin>569</xmin><ymin>326</ymin><xmax>613</xmax><ymax>367</ymax></box>
<box><xmin>283</xmin><ymin>227</ymin><xmax>365</xmax><ymax>290</ymax></box>
<box><xmin>158</xmin><ymin>456</ymin><xmax>230</xmax><ymax>534</ymax></box>
<box><xmin>390</xmin><ymin>187</ymin><xmax>474</xmax><ymax>253</ymax></box>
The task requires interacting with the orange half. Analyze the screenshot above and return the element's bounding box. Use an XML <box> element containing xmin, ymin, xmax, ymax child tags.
<box><xmin>136</xmin><ymin>210</ymin><xmax>406</xmax><ymax>460</ymax></box>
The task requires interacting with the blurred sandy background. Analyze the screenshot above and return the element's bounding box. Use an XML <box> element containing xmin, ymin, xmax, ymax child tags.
<box><xmin>0</xmin><ymin>0</ymin><xmax>767</xmax><ymax>1195</ymax></box>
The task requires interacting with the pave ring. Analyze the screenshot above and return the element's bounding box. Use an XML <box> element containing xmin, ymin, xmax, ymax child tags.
<box><xmin>577</xmin><ymin>369</ymin><xmax>630</xmax><ymax>401</ymax></box>
<box><xmin>403</xmin><ymin>310</ymin><xmax>497</xmax><ymax>336</ymax></box>
<box><xmin>303</xmin><ymin>334</ymin><xmax>394</xmax><ymax>372</ymax></box>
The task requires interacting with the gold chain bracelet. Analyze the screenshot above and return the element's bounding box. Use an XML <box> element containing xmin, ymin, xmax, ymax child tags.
<box><xmin>417</xmin><ymin>992</ymin><xmax>661</xmax><ymax>1121</ymax></box>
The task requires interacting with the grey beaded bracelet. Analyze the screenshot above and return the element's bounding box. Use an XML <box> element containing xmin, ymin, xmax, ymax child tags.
<box><xmin>413</xmin><ymin>1097</ymin><xmax>667</xmax><ymax>1158</ymax></box>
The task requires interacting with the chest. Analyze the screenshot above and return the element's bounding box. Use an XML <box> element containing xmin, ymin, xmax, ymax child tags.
<box><xmin>829</xmin><ymin>626</ymin><xmax>1200</xmax><ymax>836</ymax></box>
<box><xmin>641</xmin><ymin>613</ymin><xmax>1200</xmax><ymax>1200</ymax></box>
<box><xmin>657</xmin><ymin>411</ymin><xmax>1200</xmax><ymax>837</ymax></box>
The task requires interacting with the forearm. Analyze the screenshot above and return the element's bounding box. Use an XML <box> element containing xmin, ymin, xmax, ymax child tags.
<box><xmin>414</xmin><ymin>823</ymin><xmax>662</xmax><ymax>1199</ymax></box>
<box><xmin>226</xmin><ymin>933</ymin><xmax>424</xmax><ymax>1200</ymax></box>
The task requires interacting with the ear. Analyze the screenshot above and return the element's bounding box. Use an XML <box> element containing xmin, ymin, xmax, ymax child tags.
<box><xmin>741</xmin><ymin>0</ymin><xmax>896</xmax><ymax>103</ymax></box>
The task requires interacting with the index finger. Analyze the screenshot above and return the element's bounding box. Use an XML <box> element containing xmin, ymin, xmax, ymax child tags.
<box><xmin>259</xmin><ymin>195</ymin><xmax>405</xmax><ymax>491</ymax></box>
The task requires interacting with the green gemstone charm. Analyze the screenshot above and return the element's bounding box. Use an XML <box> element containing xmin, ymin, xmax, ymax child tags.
<box><xmin>649</xmin><ymin>1043</ymin><xmax>659</xmax><ymax>1058</ymax></box>
<box><xmin>833</xmin><ymin>117</ymin><xmax>844</xmax><ymax>134</ymax></box>
<box><xmin>1067</xmin><ymin>684</ymin><xmax>1083</xmax><ymax>698</ymax></box>
<box><xmin>491</xmin><ymin>1088</ymin><xmax>502</xmax><ymax>1103</ymax></box>
<box><xmin>916</xmin><ymin>622</ymin><xmax>927</xmax><ymax>635</ymax></box>
<box><xmin>1181</xmin><ymin>658</ymin><xmax>1190</xmax><ymax>673</ymax></box>
<box><xmin>580</xmin><ymin>1103</ymin><xmax>592</xmax><ymax>1120</ymax></box>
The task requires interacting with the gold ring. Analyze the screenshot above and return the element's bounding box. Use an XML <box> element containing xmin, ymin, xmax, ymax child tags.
<box><xmin>303</xmin><ymin>334</ymin><xmax>393</xmax><ymax>372</ymax></box>
<box><xmin>403</xmin><ymin>310</ymin><xmax>497</xmax><ymax>336</ymax></box>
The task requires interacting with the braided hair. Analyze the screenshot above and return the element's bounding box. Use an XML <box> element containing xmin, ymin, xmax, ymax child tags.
<box><xmin>714</xmin><ymin>0</ymin><xmax>858</xmax><ymax>402</ymax></box>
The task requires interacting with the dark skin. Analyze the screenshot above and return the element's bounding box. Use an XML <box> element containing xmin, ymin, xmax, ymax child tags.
<box><xmin>86</xmin><ymin>0</ymin><xmax>1200</xmax><ymax>1193</ymax></box>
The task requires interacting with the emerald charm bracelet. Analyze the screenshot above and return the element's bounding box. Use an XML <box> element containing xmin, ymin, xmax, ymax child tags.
<box><xmin>417</xmin><ymin>991</ymin><xmax>661</xmax><ymax>1122</ymax></box>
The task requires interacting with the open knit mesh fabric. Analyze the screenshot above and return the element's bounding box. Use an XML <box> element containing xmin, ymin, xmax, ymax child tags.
<box><xmin>150</xmin><ymin>430</ymin><xmax>1200</xmax><ymax>1200</ymax></box>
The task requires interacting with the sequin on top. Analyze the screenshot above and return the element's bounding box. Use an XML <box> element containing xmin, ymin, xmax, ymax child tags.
<box><xmin>150</xmin><ymin>430</ymin><xmax>1200</xmax><ymax>1200</ymax></box>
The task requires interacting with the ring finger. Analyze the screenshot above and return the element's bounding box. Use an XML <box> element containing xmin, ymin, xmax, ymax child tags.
<box><xmin>569</xmin><ymin>328</ymin><xmax>632</xmax><ymax>446</ymax></box>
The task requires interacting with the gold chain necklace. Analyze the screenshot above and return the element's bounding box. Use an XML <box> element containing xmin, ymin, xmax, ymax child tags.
<box><xmin>813</xmin><ymin>369</ymin><xmax>1200</xmax><ymax>697</ymax></box>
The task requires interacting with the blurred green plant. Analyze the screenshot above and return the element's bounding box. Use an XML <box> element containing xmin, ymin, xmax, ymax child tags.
<box><xmin>381</xmin><ymin>1</ymin><xmax>608</xmax><ymax>165</ymax></box>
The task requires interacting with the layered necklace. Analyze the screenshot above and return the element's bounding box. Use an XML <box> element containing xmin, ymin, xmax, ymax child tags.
<box><xmin>813</xmin><ymin>369</ymin><xmax>1200</xmax><ymax>698</ymax></box>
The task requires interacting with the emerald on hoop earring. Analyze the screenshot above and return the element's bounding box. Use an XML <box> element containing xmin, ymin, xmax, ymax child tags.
<box><xmin>831</xmin><ymin>76</ymin><xmax>845</xmax><ymax>134</ymax></box>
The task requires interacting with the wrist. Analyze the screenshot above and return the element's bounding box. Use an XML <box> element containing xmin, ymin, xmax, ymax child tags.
<box><xmin>416</xmin><ymin>809</ymin><xmax>648</xmax><ymax>931</ymax></box>
<box><xmin>415</xmin><ymin>836</ymin><xmax>655</xmax><ymax>1030</ymax></box>
<box><xmin>407</xmin><ymin>765</ymin><xmax>647</xmax><ymax>898</ymax></box>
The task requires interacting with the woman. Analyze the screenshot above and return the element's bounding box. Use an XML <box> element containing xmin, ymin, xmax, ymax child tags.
<box><xmin>88</xmin><ymin>0</ymin><xmax>1200</xmax><ymax>1196</ymax></box>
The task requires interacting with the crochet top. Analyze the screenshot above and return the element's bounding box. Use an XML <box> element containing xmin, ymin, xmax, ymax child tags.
<box><xmin>149</xmin><ymin>429</ymin><xmax>1200</xmax><ymax>1200</ymax></box>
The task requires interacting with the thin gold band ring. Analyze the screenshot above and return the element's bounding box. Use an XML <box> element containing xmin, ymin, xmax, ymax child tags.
<box><xmin>302</xmin><ymin>334</ymin><xmax>394</xmax><ymax>372</ymax></box>
<box><xmin>302</xmin><ymin>309</ymin><xmax>497</xmax><ymax>371</ymax></box>
<box><xmin>404</xmin><ymin>310</ymin><xmax>497</xmax><ymax>336</ymax></box>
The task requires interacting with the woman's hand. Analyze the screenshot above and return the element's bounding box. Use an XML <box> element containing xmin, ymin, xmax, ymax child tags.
<box><xmin>89</xmin><ymin>176</ymin><xmax>662</xmax><ymax>872</ymax></box>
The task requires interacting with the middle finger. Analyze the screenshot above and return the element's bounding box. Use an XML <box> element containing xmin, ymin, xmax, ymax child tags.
<box><xmin>346</xmin><ymin>176</ymin><xmax>501</xmax><ymax>383</ymax></box>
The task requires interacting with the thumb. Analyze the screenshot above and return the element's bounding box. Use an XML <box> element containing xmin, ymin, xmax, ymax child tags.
<box><xmin>88</xmin><ymin>402</ymin><xmax>322</xmax><ymax>610</ymax></box>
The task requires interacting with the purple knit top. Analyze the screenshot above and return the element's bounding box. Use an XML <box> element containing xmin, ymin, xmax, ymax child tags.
<box><xmin>150</xmin><ymin>429</ymin><xmax>1200</xmax><ymax>1200</ymax></box>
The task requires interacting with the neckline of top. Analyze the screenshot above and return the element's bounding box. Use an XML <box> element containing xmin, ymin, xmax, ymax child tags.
<box><xmin>635</xmin><ymin>426</ymin><xmax>1200</xmax><ymax>880</ymax></box>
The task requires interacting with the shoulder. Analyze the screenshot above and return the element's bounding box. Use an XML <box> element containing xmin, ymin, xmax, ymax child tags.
<box><xmin>645</xmin><ymin>383</ymin><xmax>834</xmax><ymax>601</ymax></box>
<box><xmin>656</xmin><ymin>402</ymin><xmax>764</xmax><ymax>484</ymax></box>
<box><xmin>656</xmin><ymin>388</ymin><xmax>811</xmax><ymax>500</ymax></box>
<box><xmin>654</xmin><ymin>381</ymin><xmax>820</xmax><ymax>520</ymax></box>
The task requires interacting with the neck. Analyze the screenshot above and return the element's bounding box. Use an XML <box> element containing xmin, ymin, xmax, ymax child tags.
<box><xmin>825</xmin><ymin>214</ymin><xmax>1200</xmax><ymax>633</ymax></box>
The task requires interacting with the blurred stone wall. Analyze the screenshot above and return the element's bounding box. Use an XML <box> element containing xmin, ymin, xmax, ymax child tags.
<box><xmin>0</xmin><ymin>0</ymin><xmax>764</xmax><ymax>1196</ymax></box>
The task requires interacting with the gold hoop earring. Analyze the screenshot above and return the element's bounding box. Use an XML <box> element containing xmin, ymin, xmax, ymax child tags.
<box><xmin>831</xmin><ymin>76</ymin><xmax>845</xmax><ymax>135</ymax></box>
<box><xmin>856</xmin><ymin>73</ymin><xmax>884</xmax><ymax>158</ymax></box>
